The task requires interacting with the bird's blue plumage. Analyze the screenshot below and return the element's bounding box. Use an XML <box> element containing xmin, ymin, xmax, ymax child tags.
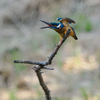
<box><xmin>54</xmin><ymin>22</ymin><xmax>64</xmax><ymax>29</ymax></box>
<box><xmin>60</xmin><ymin>22</ymin><xmax>64</xmax><ymax>28</ymax></box>
<box><xmin>56</xmin><ymin>18</ymin><xmax>62</xmax><ymax>21</ymax></box>
<box><xmin>49</xmin><ymin>22</ymin><xmax>64</xmax><ymax>29</ymax></box>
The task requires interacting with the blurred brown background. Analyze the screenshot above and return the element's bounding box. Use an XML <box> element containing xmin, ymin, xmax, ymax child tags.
<box><xmin>0</xmin><ymin>0</ymin><xmax>100</xmax><ymax>100</ymax></box>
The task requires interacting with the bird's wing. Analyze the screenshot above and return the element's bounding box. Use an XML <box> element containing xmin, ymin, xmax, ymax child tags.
<box><xmin>57</xmin><ymin>17</ymin><xmax>75</xmax><ymax>24</ymax></box>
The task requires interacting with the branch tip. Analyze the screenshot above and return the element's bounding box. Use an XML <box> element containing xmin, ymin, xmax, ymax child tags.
<box><xmin>43</xmin><ymin>67</ymin><xmax>54</xmax><ymax>70</ymax></box>
<box><xmin>14</xmin><ymin>60</ymin><xmax>16</xmax><ymax>63</ymax></box>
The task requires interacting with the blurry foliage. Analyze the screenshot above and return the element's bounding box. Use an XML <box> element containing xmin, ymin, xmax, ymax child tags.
<box><xmin>9</xmin><ymin>90</ymin><xmax>17</xmax><ymax>100</ymax></box>
<box><xmin>30</xmin><ymin>41</ymin><xmax>40</xmax><ymax>52</ymax></box>
<box><xmin>85</xmin><ymin>20</ymin><xmax>93</xmax><ymax>32</ymax></box>
<box><xmin>36</xmin><ymin>89</ymin><xmax>43</xmax><ymax>97</ymax></box>
<box><xmin>9</xmin><ymin>48</ymin><xmax>21</xmax><ymax>62</ymax></box>
<box><xmin>56</xmin><ymin>53</ymin><xmax>63</xmax><ymax>68</ymax></box>
<box><xmin>73</xmin><ymin>13</ymin><xmax>93</xmax><ymax>33</ymax></box>
<box><xmin>96</xmin><ymin>52</ymin><xmax>100</xmax><ymax>64</ymax></box>
<box><xmin>14</xmin><ymin>63</ymin><xmax>27</xmax><ymax>74</ymax></box>
<box><xmin>44</xmin><ymin>30</ymin><xmax>60</xmax><ymax>50</ymax></box>
<box><xmin>53</xmin><ymin>7</ymin><xmax>63</xmax><ymax>21</ymax></box>
<box><xmin>8</xmin><ymin>48</ymin><xmax>27</xmax><ymax>73</ymax></box>
<box><xmin>52</xmin><ymin>97</ymin><xmax>69</xmax><ymax>100</ymax></box>
<box><xmin>74</xmin><ymin>46</ymin><xmax>82</xmax><ymax>56</ymax></box>
<box><xmin>81</xmin><ymin>88</ymin><xmax>88</xmax><ymax>100</ymax></box>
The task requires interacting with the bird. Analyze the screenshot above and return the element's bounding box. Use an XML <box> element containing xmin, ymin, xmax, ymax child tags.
<box><xmin>40</xmin><ymin>17</ymin><xmax>78</xmax><ymax>41</ymax></box>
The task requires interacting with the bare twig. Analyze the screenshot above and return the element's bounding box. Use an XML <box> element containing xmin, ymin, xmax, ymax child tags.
<box><xmin>14</xmin><ymin>29</ymin><xmax>71</xmax><ymax>100</ymax></box>
<box><xmin>33</xmin><ymin>66</ymin><xmax>51</xmax><ymax>100</ymax></box>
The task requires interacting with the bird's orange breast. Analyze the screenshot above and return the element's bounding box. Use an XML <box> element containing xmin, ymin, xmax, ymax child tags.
<box><xmin>55</xmin><ymin>27</ymin><xmax>67</xmax><ymax>39</ymax></box>
<box><xmin>54</xmin><ymin>24</ymin><xmax>76</xmax><ymax>39</ymax></box>
<box><xmin>64</xmin><ymin>24</ymin><xmax>75</xmax><ymax>38</ymax></box>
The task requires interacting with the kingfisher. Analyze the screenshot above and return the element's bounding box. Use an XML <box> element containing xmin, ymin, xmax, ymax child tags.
<box><xmin>40</xmin><ymin>17</ymin><xmax>78</xmax><ymax>41</ymax></box>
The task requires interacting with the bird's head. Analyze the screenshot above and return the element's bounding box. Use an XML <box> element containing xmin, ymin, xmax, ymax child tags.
<box><xmin>40</xmin><ymin>20</ymin><xmax>59</xmax><ymax>30</ymax></box>
<box><xmin>56</xmin><ymin>18</ymin><xmax>62</xmax><ymax>21</ymax></box>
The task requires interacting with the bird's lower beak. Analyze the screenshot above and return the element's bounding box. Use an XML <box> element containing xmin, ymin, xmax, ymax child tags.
<box><xmin>40</xmin><ymin>20</ymin><xmax>51</xmax><ymax>29</ymax></box>
<box><xmin>40</xmin><ymin>26</ymin><xmax>50</xmax><ymax>29</ymax></box>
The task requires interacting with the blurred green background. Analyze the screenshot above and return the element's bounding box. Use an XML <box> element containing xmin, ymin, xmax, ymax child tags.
<box><xmin>0</xmin><ymin>0</ymin><xmax>100</xmax><ymax>100</ymax></box>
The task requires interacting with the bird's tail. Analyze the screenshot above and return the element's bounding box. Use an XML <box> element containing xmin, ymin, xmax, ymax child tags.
<box><xmin>73</xmin><ymin>35</ymin><xmax>78</xmax><ymax>40</ymax></box>
<box><xmin>70</xmin><ymin>27</ymin><xmax>78</xmax><ymax>40</ymax></box>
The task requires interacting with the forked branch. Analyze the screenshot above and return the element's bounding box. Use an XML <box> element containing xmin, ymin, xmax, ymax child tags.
<box><xmin>14</xmin><ymin>29</ymin><xmax>71</xmax><ymax>100</ymax></box>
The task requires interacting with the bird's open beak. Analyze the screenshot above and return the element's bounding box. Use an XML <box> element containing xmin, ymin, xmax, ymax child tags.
<box><xmin>40</xmin><ymin>20</ymin><xmax>52</xmax><ymax>29</ymax></box>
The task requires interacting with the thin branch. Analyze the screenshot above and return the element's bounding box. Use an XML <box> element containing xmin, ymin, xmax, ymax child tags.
<box><xmin>48</xmin><ymin>29</ymin><xmax>70</xmax><ymax>64</ymax></box>
<box><xmin>14</xmin><ymin>60</ymin><xmax>44</xmax><ymax>66</ymax></box>
<box><xmin>33</xmin><ymin>66</ymin><xmax>51</xmax><ymax>100</ymax></box>
<box><xmin>14</xmin><ymin>29</ymin><xmax>71</xmax><ymax>100</ymax></box>
<box><xmin>43</xmin><ymin>67</ymin><xmax>54</xmax><ymax>70</ymax></box>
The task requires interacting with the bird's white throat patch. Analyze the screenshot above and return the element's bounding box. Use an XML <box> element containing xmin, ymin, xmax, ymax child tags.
<box><xmin>57</xmin><ymin>24</ymin><xmax>61</xmax><ymax>28</ymax></box>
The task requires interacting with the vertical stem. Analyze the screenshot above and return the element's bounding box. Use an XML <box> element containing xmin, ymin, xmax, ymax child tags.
<box><xmin>36</xmin><ymin>69</ymin><xmax>51</xmax><ymax>100</ymax></box>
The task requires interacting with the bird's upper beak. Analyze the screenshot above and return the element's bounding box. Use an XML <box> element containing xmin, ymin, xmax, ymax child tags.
<box><xmin>40</xmin><ymin>20</ymin><xmax>52</xmax><ymax>29</ymax></box>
